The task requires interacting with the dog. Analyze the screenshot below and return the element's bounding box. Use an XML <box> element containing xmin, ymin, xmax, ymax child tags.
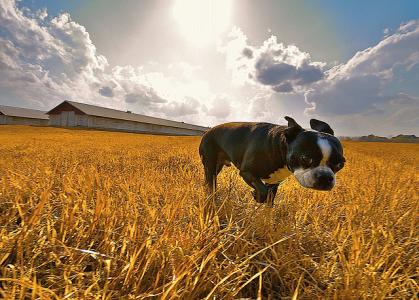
<box><xmin>199</xmin><ymin>116</ymin><xmax>345</xmax><ymax>205</ymax></box>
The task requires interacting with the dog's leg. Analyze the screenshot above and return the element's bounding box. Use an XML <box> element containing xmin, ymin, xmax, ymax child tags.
<box><xmin>199</xmin><ymin>155</ymin><xmax>218</xmax><ymax>225</ymax></box>
<box><xmin>204</xmin><ymin>162</ymin><xmax>217</xmax><ymax>193</ymax></box>
<box><xmin>203</xmin><ymin>154</ymin><xmax>231</xmax><ymax>189</ymax></box>
<box><xmin>239</xmin><ymin>170</ymin><xmax>269</xmax><ymax>203</ymax></box>
<box><xmin>265</xmin><ymin>183</ymin><xmax>279</xmax><ymax>207</ymax></box>
<box><xmin>199</xmin><ymin>135</ymin><xmax>221</xmax><ymax>194</ymax></box>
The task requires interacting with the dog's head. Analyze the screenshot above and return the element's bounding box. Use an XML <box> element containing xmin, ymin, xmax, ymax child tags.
<box><xmin>283</xmin><ymin>116</ymin><xmax>345</xmax><ymax>191</ymax></box>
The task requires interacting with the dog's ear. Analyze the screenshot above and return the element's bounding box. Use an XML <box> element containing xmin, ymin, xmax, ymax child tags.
<box><xmin>284</xmin><ymin>116</ymin><xmax>303</xmax><ymax>143</ymax></box>
<box><xmin>310</xmin><ymin>119</ymin><xmax>334</xmax><ymax>135</ymax></box>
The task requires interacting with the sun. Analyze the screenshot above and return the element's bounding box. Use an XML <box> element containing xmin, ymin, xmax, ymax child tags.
<box><xmin>172</xmin><ymin>0</ymin><xmax>232</xmax><ymax>46</ymax></box>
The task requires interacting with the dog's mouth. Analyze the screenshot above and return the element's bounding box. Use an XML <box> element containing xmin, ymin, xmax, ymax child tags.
<box><xmin>310</xmin><ymin>183</ymin><xmax>334</xmax><ymax>191</ymax></box>
<box><xmin>293</xmin><ymin>166</ymin><xmax>336</xmax><ymax>191</ymax></box>
<box><xmin>298</xmin><ymin>181</ymin><xmax>335</xmax><ymax>191</ymax></box>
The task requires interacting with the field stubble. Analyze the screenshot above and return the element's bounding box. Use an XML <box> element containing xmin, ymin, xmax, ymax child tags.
<box><xmin>0</xmin><ymin>126</ymin><xmax>418</xmax><ymax>299</ymax></box>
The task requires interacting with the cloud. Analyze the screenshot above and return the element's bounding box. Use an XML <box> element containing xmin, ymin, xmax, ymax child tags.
<box><xmin>374</xmin><ymin>93</ymin><xmax>419</xmax><ymax>128</ymax></box>
<box><xmin>219</xmin><ymin>27</ymin><xmax>252</xmax><ymax>86</ymax></box>
<box><xmin>159</xmin><ymin>98</ymin><xmax>200</xmax><ymax>117</ymax></box>
<box><xmin>305</xmin><ymin>20</ymin><xmax>419</xmax><ymax>116</ymax></box>
<box><xmin>322</xmin><ymin>93</ymin><xmax>419</xmax><ymax>136</ymax></box>
<box><xmin>98</xmin><ymin>86</ymin><xmax>114</xmax><ymax>97</ymax></box>
<box><xmin>0</xmin><ymin>0</ymin><xmax>111</xmax><ymax>108</ymax></box>
<box><xmin>242</xmin><ymin>47</ymin><xmax>253</xmax><ymax>59</ymax></box>
<box><xmin>252</xmin><ymin>37</ymin><xmax>325</xmax><ymax>93</ymax></box>
<box><xmin>301</xmin><ymin>20</ymin><xmax>419</xmax><ymax>135</ymax></box>
<box><xmin>0</xmin><ymin>0</ymin><xmax>225</xmax><ymax>124</ymax></box>
<box><xmin>1</xmin><ymin>0</ymin><xmax>417</xmax><ymax>135</ymax></box>
<box><xmin>220</xmin><ymin>23</ymin><xmax>419</xmax><ymax>135</ymax></box>
<box><xmin>221</xmin><ymin>27</ymin><xmax>326</xmax><ymax>93</ymax></box>
<box><xmin>206</xmin><ymin>95</ymin><xmax>232</xmax><ymax>119</ymax></box>
<box><xmin>113</xmin><ymin>66</ymin><xmax>214</xmax><ymax>120</ymax></box>
<box><xmin>125</xmin><ymin>93</ymin><xmax>146</xmax><ymax>104</ymax></box>
<box><xmin>124</xmin><ymin>89</ymin><xmax>166</xmax><ymax>106</ymax></box>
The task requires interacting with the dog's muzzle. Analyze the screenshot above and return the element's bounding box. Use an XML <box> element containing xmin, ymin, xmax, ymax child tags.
<box><xmin>293</xmin><ymin>166</ymin><xmax>335</xmax><ymax>190</ymax></box>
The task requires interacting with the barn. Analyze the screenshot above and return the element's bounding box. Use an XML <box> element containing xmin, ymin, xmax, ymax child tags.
<box><xmin>47</xmin><ymin>100</ymin><xmax>209</xmax><ymax>135</ymax></box>
<box><xmin>0</xmin><ymin>105</ymin><xmax>49</xmax><ymax>126</ymax></box>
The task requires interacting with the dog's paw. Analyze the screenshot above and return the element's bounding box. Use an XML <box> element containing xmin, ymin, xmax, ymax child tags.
<box><xmin>252</xmin><ymin>190</ymin><xmax>267</xmax><ymax>203</ymax></box>
<box><xmin>251</xmin><ymin>190</ymin><xmax>257</xmax><ymax>200</ymax></box>
<box><xmin>266</xmin><ymin>195</ymin><xmax>274</xmax><ymax>208</ymax></box>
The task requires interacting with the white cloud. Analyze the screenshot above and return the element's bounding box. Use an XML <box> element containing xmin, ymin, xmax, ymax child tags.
<box><xmin>206</xmin><ymin>94</ymin><xmax>232</xmax><ymax>119</ymax></box>
<box><xmin>1</xmin><ymin>0</ymin><xmax>418</xmax><ymax>135</ymax></box>
<box><xmin>305</xmin><ymin>20</ymin><xmax>419</xmax><ymax>116</ymax></box>
<box><xmin>376</xmin><ymin>93</ymin><xmax>419</xmax><ymax>129</ymax></box>
<box><xmin>98</xmin><ymin>86</ymin><xmax>114</xmax><ymax>97</ymax></box>
<box><xmin>219</xmin><ymin>23</ymin><xmax>419</xmax><ymax>135</ymax></box>
<box><xmin>0</xmin><ymin>0</ymin><xmax>227</xmax><ymax>124</ymax></box>
<box><xmin>218</xmin><ymin>27</ymin><xmax>252</xmax><ymax>86</ymax></box>
<box><xmin>0</xmin><ymin>0</ymin><xmax>112</xmax><ymax>108</ymax></box>
<box><xmin>220</xmin><ymin>27</ymin><xmax>326</xmax><ymax>93</ymax></box>
<box><xmin>322</xmin><ymin>93</ymin><xmax>419</xmax><ymax>136</ymax></box>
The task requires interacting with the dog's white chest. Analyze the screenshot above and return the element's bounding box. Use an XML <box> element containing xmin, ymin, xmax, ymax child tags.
<box><xmin>263</xmin><ymin>167</ymin><xmax>292</xmax><ymax>184</ymax></box>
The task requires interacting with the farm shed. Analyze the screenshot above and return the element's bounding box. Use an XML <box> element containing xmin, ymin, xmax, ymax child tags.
<box><xmin>0</xmin><ymin>105</ymin><xmax>49</xmax><ymax>126</ymax></box>
<box><xmin>47</xmin><ymin>100</ymin><xmax>209</xmax><ymax>135</ymax></box>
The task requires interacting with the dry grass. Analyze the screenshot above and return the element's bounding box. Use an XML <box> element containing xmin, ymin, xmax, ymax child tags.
<box><xmin>0</xmin><ymin>125</ymin><xmax>418</xmax><ymax>299</ymax></box>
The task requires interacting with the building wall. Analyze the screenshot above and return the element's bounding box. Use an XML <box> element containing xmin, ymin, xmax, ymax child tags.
<box><xmin>0</xmin><ymin>116</ymin><xmax>48</xmax><ymax>126</ymax></box>
<box><xmin>48</xmin><ymin>101</ymin><xmax>85</xmax><ymax>115</ymax></box>
<box><xmin>88</xmin><ymin>116</ymin><xmax>203</xmax><ymax>135</ymax></box>
<box><xmin>49</xmin><ymin>113</ymin><xmax>88</xmax><ymax>127</ymax></box>
<box><xmin>49</xmin><ymin>112</ymin><xmax>204</xmax><ymax>135</ymax></box>
<box><xmin>49</xmin><ymin>114</ymin><xmax>61</xmax><ymax>126</ymax></box>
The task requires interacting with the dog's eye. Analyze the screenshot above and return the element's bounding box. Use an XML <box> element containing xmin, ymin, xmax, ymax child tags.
<box><xmin>301</xmin><ymin>155</ymin><xmax>313</xmax><ymax>167</ymax></box>
<box><xmin>335</xmin><ymin>162</ymin><xmax>344</xmax><ymax>170</ymax></box>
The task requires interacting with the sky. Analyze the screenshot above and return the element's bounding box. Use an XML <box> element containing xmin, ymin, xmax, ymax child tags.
<box><xmin>0</xmin><ymin>0</ymin><xmax>418</xmax><ymax>136</ymax></box>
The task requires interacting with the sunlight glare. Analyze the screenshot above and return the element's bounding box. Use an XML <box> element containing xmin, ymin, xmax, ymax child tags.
<box><xmin>173</xmin><ymin>0</ymin><xmax>232</xmax><ymax>46</ymax></box>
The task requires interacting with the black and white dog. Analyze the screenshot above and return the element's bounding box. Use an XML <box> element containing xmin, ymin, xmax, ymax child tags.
<box><xmin>199</xmin><ymin>116</ymin><xmax>345</xmax><ymax>205</ymax></box>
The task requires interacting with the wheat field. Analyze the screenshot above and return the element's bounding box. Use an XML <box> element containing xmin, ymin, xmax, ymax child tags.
<box><xmin>0</xmin><ymin>126</ymin><xmax>417</xmax><ymax>299</ymax></box>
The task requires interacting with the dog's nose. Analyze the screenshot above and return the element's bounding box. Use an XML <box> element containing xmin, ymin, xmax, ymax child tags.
<box><xmin>318</xmin><ymin>174</ymin><xmax>334</xmax><ymax>184</ymax></box>
<box><xmin>315</xmin><ymin>173</ymin><xmax>334</xmax><ymax>190</ymax></box>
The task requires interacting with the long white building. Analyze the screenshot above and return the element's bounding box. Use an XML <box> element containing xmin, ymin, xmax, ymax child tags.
<box><xmin>47</xmin><ymin>100</ymin><xmax>209</xmax><ymax>135</ymax></box>
<box><xmin>0</xmin><ymin>105</ymin><xmax>49</xmax><ymax>126</ymax></box>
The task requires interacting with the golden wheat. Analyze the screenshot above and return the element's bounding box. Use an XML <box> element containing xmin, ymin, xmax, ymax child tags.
<box><xmin>0</xmin><ymin>125</ymin><xmax>418</xmax><ymax>299</ymax></box>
